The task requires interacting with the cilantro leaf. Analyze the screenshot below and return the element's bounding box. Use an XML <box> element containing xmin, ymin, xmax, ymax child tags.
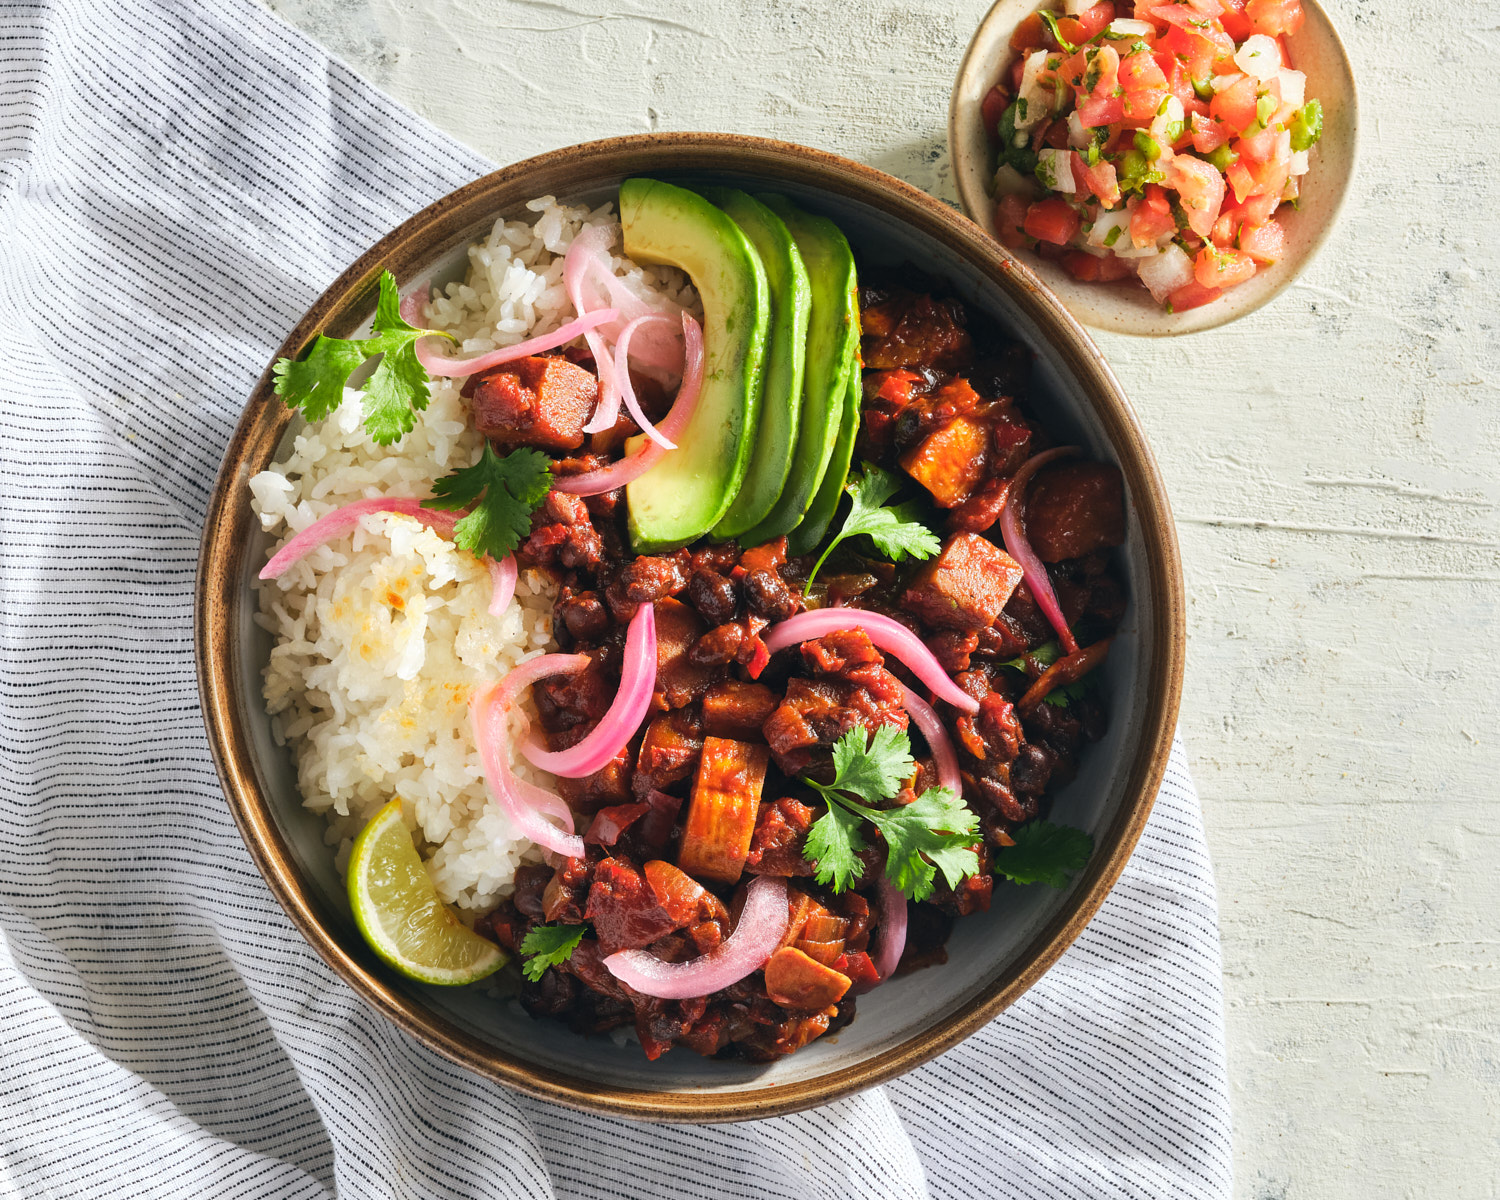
<box><xmin>272</xmin><ymin>335</ymin><xmax>366</xmax><ymax>423</ymax></box>
<box><xmin>805</xmin><ymin>801</ymin><xmax>869</xmax><ymax>894</ymax></box>
<box><xmin>270</xmin><ymin>270</ymin><xmax>453</xmax><ymax>445</ymax></box>
<box><xmin>801</xmin><ymin>727</ymin><xmax>982</xmax><ymax>902</ymax></box>
<box><xmin>807</xmin><ymin>462</ymin><xmax>941</xmax><ymax>586</ymax></box>
<box><xmin>1036</xmin><ymin>8</ymin><xmax>1076</xmax><ymax>53</ymax></box>
<box><xmin>875</xmin><ymin>787</ymin><xmax>980</xmax><ymax>902</ymax></box>
<box><xmin>828</xmin><ymin>723</ymin><xmax>914</xmax><ymax>805</ymax></box>
<box><xmin>992</xmin><ymin>821</ymin><xmax>1093</xmax><ymax>889</ymax></box>
<box><xmin>518</xmin><ymin>923</ymin><xmax>586</xmax><ymax>981</ymax></box>
<box><xmin>1044</xmin><ymin>677</ymin><xmax>1092</xmax><ymax>708</ymax></box>
<box><xmin>999</xmin><ymin>640</ymin><xmax>1062</xmax><ymax>673</ymax></box>
<box><xmin>423</xmin><ymin>443</ymin><xmax>553</xmax><ymax>560</ymax></box>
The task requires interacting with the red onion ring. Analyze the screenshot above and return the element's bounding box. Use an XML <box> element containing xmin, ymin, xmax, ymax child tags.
<box><xmin>603</xmin><ymin>876</ymin><xmax>788</xmax><ymax>999</ymax></box>
<box><xmin>471</xmin><ymin>655</ymin><xmax>590</xmax><ymax>859</ymax></box>
<box><xmin>551</xmin><ymin>314</ymin><xmax>704</xmax><ymax>497</ymax></box>
<box><xmin>612</xmin><ymin>314</ymin><xmax>679</xmax><ymax>450</ymax></box>
<box><xmin>901</xmin><ymin>686</ymin><xmax>962</xmax><ymax>797</ymax></box>
<box><xmin>870</xmin><ymin>878</ymin><xmax>909</xmax><ymax>983</ymax></box>
<box><xmin>414</xmin><ymin>308</ymin><xmax>619</xmax><ymax>379</ymax></box>
<box><xmin>520</xmin><ymin>603</ymin><xmax>657</xmax><ymax>778</ymax></box>
<box><xmin>398</xmin><ymin>282</ymin><xmax>430</xmax><ymax>329</ymax></box>
<box><xmin>258</xmin><ymin>498</ymin><xmax>518</xmax><ymax>616</ymax></box>
<box><xmin>564</xmin><ymin>226</ymin><xmax>623</xmax><ymax>434</ymax></box>
<box><xmin>998</xmin><ymin>447</ymin><xmax>1081</xmax><ymax>655</ymax></box>
<box><xmin>758</xmin><ymin>610</ymin><xmax>980</xmax><ymax>714</ymax></box>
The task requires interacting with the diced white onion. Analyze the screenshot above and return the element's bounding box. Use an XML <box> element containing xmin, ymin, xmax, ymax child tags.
<box><xmin>993</xmin><ymin>163</ymin><xmax>1037</xmax><ymax>197</ymax></box>
<box><xmin>1016</xmin><ymin>51</ymin><xmax>1052</xmax><ymax>131</ymax></box>
<box><xmin>1277</xmin><ymin>68</ymin><xmax>1307</xmax><ymax>108</ymax></box>
<box><xmin>1114</xmin><ymin>242</ymin><xmax>1164</xmax><ymax>259</ymax></box>
<box><xmin>1234</xmin><ymin>34</ymin><xmax>1282</xmax><ymax>82</ymax></box>
<box><xmin>1211</xmin><ymin>72</ymin><xmax>1245</xmax><ymax>93</ymax></box>
<box><xmin>1151</xmin><ymin>95</ymin><xmax>1185</xmax><ymax>141</ymax></box>
<box><xmin>1036</xmin><ymin>148</ymin><xmax>1077</xmax><ymax>194</ymax></box>
<box><xmin>1106</xmin><ymin>18</ymin><xmax>1156</xmax><ymax>37</ymax></box>
<box><xmin>1067</xmin><ymin>111</ymin><xmax>1091</xmax><ymax>148</ymax></box>
<box><xmin>1137</xmin><ymin>244</ymin><xmax>1195</xmax><ymax>301</ymax></box>
<box><xmin>1087</xmin><ymin>209</ymin><xmax>1131</xmax><ymax>251</ymax></box>
<box><xmin>1289</xmin><ymin>149</ymin><xmax>1310</xmax><ymax>176</ymax></box>
<box><xmin>1064</xmin><ymin>0</ymin><xmax>1093</xmax><ymax>14</ymax></box>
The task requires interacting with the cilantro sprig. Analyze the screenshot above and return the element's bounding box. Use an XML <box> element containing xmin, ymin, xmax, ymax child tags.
<box><xmin>806</xmin><ymin>463</ymin><xmax>941</xmax><ymax>588</ymax></box>
<box><xmin>518</xmin><ymin>923</ymin><xmax>586</xmax><ymax>981</ymax></box>
<box><xmin>992</xmin><ymin>822</ymin><xmax>1093</xmax><ymax>889</ymax></box>
<box><xmin>422</xmin><ymin>443</ymin><xmax>553</xmax><ymax>561</ymax></box>
<box><xmin>801</xmin><ymin>726</ymin><xmax>981</xmax><ymax>903</ymax></box>
<box><xmin>272</xmin><ymin>270</ymin><xmax>453</xmax><ymax>445</ymax></box>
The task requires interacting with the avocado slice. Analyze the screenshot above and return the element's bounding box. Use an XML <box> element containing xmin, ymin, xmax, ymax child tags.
<box><xmin>704</xmin><ymin>189</ymin><xmax>813</xmax><ymax>541</ymax></box>
<box><xmin>737</xmin><ymin>194</ymin><xmax>859</xmax><ymax>547</ymax></box>
<box><xmin>619</xmin><ymin>178</ymin><xmax>770</xmax><ymax>552</ymax></box>
<box><xmin>787</xmin><ymin>332</ymin><xmax>861</xmax><ymax>556</ymax></box>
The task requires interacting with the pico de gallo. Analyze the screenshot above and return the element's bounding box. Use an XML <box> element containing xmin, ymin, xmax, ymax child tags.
<box><xmin>981</xmin><ymin>0</ymin><xmax>1323</xmax><ymax>312</ymax></box>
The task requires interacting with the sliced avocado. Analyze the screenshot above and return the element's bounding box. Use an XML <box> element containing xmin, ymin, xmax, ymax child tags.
<box><xmin>737</xmin><ymin>194</ymin><xmax>859</xmax><ymax>547</ymax></box>
<box><xmin>787</xmin><ymin>331</ymin><xmax>861</xmax><ymax>556</ymax></box>
<box><xmin>704</xmin><ymin>189</ymin><xmax>812</xmax><ymax>540</ymax></box>
<box><xmin>619</xmin><ymin>178</ymin><xmax>770</xmax><ymax>552</ymax></box>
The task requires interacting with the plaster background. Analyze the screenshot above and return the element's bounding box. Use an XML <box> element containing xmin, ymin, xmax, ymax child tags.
<box><xmin>254</xmin><ymin>1</ymin><xmax>1500</xmax><ymax>1194</ymax></box>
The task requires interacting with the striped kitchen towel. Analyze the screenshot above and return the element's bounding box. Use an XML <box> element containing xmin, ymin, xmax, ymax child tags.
<box><xmin>0</xmin><ymin>0</ymin><xmax>1232</xmax><ymax>1196</ymax></box>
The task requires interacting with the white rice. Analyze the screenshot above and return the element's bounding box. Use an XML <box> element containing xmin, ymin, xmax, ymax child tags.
<box><xmin>250</xmin><ymin>196</ymin><xmax>695</xmax><ymax>917</ymax></box>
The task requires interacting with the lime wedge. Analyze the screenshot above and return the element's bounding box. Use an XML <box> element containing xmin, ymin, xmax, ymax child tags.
<box><xmin>347</xmin><ymin>799</ymin><xmax>506</xmax><ymax>985</ymax></box>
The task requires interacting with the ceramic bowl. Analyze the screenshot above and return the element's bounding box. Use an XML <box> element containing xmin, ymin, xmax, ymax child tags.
<box><xmin>949</xmin><ymin>0</ymin><xmax>1358</xmax><ymax>335</ymax></box>
<box><xmin>195</xmin><ymin>133</ymin><xmax>1184</xmax><ymax>1121</ymax></box>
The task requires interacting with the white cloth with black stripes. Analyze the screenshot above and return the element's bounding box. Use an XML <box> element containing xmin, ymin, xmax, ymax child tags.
<box><xmin>0</xmin><ymin>0</ymin><xmax>1232</xmax><ymax>1195</ymax></box>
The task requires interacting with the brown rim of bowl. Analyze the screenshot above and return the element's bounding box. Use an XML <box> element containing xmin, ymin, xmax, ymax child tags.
<box><xmin>195</xmin><ymin>131</ymin><xmax>1184</xmax><ymax>1123</ymax></box>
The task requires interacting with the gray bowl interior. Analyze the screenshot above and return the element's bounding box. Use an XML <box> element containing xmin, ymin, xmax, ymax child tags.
<box><xmin>238</xmin><ymin>174</ymin><xmax>1153</xmax><ymax>1097</ymax></box>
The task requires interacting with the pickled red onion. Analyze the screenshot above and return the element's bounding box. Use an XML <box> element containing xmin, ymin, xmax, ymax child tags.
<box><xmin>603</xmin><ymin>876</ymin><xmax>788</xmax><ymax>999</ymax></box>
<box><xmin>258</xmin><ymin>498</ymin><xmax>518</xmax><ymax>616</ymax></box>
<box><xmin>551</xmin><ymin>314</ymin><xmax>703</xmax><ymax>496</ymax></box>
<box><xmin>998</xmin><ymin>447</ymin><xmax>1081</xmax><ymax>655</ymax></box>
<box><xmin>901</xmin><ymin>686</ymin><xmax>962</xmax><ymax>797</ymax></box>
<box><xmin>488</xmin><ymin>554</ymin><xmax>517</xmax><ymax>617</ymax></box>
<box><xmin>565</xmin><ymin>226</ymin><xmax>623</xmax><ymax>434</ymax></box>
<box><xmin>870</xmin><ymin>878</ymin><xmax>909</xmax><ymax>983</ymax></box>
<box><xmin>471</xmin><ymin>655</ymin><xmax>589</xmax><ymax>859</ymax></box>
<box><xmin>613</xmin><ymin>314</ymin><xmax>679</xmax><ymax>450</ymax></box>
<box><xmin>414</xmin><ymin>308</ymin><xmax>619</xmax><ymax>378</ymax></box>
<box><xmin>521</xmin><ymin>603</ymin><xmax>657</xmax><ymax>778</ymax></box>
<box><xmin>758</xmin><ymin>609</ymin><xmax>980</xmax><ymax>714</ymax></box>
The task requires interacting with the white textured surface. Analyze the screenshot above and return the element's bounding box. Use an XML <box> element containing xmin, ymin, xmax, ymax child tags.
<box><xmin>257</xmin><ymin>2</ymin><xmax>1500</xmax><ymax>1195</ymax></box>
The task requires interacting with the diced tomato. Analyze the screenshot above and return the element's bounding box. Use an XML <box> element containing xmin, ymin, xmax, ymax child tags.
<box><xmin>1167</xmin><ymin>279</ymin><xmax>1222</xmax><ymax>310</ymax></box>
<box><xmin>1228</xmin><ymin>191</ymin><xmax>1278</xmax><ymax>226</ymax></box>
<box><xmin>1043</xmin><ymin>120</ymin><xmax>1072</xmax><ymax>149</ymax></box>
<box><xmin>1239</xmin><ymin>218</ymin><xmax>1286</xmax><ymax>264</ymax></box>
<box><xmin>1129</xmin><ymin>194</ymin><xmax>1176</xmax><ymax>248</ymax></box>
<box><xmin>1078</xmin><ymin>93</ymin><xmax>1126</xmax><ymax>127</ymax></box>
<box><xmin>1063</xmin><ymin>250</ymin><xmax>1135</xmax><ymax>282</ymax></box>
<box><xmin>995</xmin><ymin>194</ymin><xmax>1030</xmax><ymax>249</ymax></box>
<box><xmin>1246</xmin><ymin>0</ymin><xmax>1303</xmax><ymax>36</ymax></box>
<box><xmin>1154</xmin><ymin>49</ymin><xmax>1196</xmax><ymax>107</ymax></box>
<box><xmin>1167</xmin><ymin>154</ymin><xmax>1225</xmax><ymax>236</ymax></box>
<box><xmin>1119</xmin><ymin>47</ymin><xmax>1169</xmax><ymax>93</ymax></box>
<box><xmin>1161</xmin><ymin>24</ymin><xmax>1223</xmax><ymax>83</ymax></box>
<box><xmin>1080</xmin><ymin>157</ymin><xmax>1122</xmax><ymax>208</ymax></box>
<box><xmin>1010</xmin><ymin>58</ymin><xmax>1027</xmax><ymax>92</ymax></box>
<box><xmin>1219</xmin><ymin>0</ymin><xmax>1253</xmax><ymax>39</ymax></box>
<box><xmin>1023</xmin><ymin>197</ymin><xmax>1081</xmax><ymax>246</ymax></box>
<box><xmin>1010</xmin><ymin>13</ymin><xmax>1046</xmax><ymax>50</ymax></box>
<box><xmin>1210</xmin><ymin>211</ymin><xmax>1237</xmax><ymax>247</ymax></box>
<box><xmin>1210</xmin><ymin>75</ymin><xmax>1259</xmax><ymax>135</ymax></box>
<box><xmin>1224</xmin><ymin>158</ymin><xmax>1256</xmax><ymax>203</ymax></box>
<box><xmin>1148</xmin><ymin>4</ymin><xmax>1234</xmax><ymax>50</ymax></box>
<box><xmin>1067</xmin><ymin>1</ymin><xmax>1117</xmax><ymax>41</ymax></box>
<box><xmin>1190</xmin><ymin>111</ymin><xmax>1230</xmax><ymax>152</ymax></box>
<box><xmin>981</xmin><ymin>85</ymin><xmax>1010</xmax><ymax>144</ymax></box>
<box><xmin>1236</xmin><ymin>126</ymin><xmax>1277</xmax><ymax>162</ymax></box>
<box><xmin>1122</xmin><ymin>88</ymin><xmax>1169</xmax><ymax>124</ymax></box>
<box><xmin>1195</xmin><ymin>244</ymin><xmax>1257</xmax><ymax>288</ymax></box>
<box><xmin>1143</xmin><ymin>182</ymin><xmax>1172</xmax><ymax>213</ymax></box>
